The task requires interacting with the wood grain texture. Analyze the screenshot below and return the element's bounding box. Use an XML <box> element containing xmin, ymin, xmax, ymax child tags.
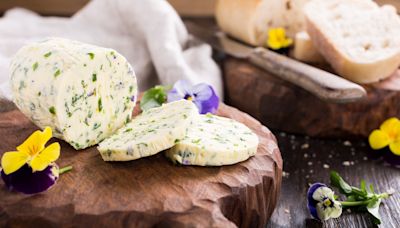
<box><xmin>224</xmin><ymin>57</ymin><xmax>400</xmax><ymax>138</ymax></box>
<box><xmin>0</xmin><ymin>99</ymin><xmax>282</xmax><ymax>228</ymax></box>
<box><xmin>267</xmin><ymin>132</ymin><xmax>400</xmax><ymax>228</ymax></box>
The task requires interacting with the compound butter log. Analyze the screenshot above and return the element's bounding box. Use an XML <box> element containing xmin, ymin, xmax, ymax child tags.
<box><xmin>0</xmin><ymin>98</ymin><xmax>282</xmax><ymax>228</ymax></box>
<box><xmin>223</xmin><ymin>57</ymin><xmax>400</xmax><ymax>138</ymax></box>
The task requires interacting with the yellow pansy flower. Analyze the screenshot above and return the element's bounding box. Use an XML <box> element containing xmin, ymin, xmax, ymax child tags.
<box><xmin>1</xmin><ymin>127</ymin><xmax>60</xmax><ymax>175</ymax></box>
<box><xmin>369</xmin><ymin>117</ymin><xmax>400</xmax><ymax>155</ymax></box>
<box><xmin>266</xmin><ymin>28</ymin><xmax>293</xmax><ymax>50</ymax></box>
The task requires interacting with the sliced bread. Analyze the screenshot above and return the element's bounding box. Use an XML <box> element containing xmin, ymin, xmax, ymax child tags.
<box><xmin>304</xmin><ymin>0</ymin><xmax>400</xmax><ymax>83</ymax></box>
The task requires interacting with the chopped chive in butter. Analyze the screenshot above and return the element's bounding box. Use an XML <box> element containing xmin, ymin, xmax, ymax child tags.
<box><xmin>32</xmin><ymin>62</ymin><xmax>39</xmax><ymax>71</ymax></box>
<box><xmin>92</xmin><ymin>73</ymin><xmax>97</xmax><ymax>82</ymax></box>
<box><xmin>87</xmin><ymin>52</ymin><xmax>95</xmax><ymax>60</ymax></box>
<box><xmin>44</xmin><ymin>52</ymin><xmax>52</xmax><ymax>58</ymax></box>
<box><xmin>98</xmin><ymin>98</ymin><xmax>103</xmax><ymax>112</ymax></box>
<box><xmin>93</xmin><ymin>123</ymin><xmax>101</xmax><ymax>130</ymax></box>
<box><xmin>49</xmin><ymin>106</ymin><xmax>56</xmax><ymax>115</ymax></box>
<box><xmin>54</xmin><ymin>69</ymin><xmax>61</xmax><ymax>77</ymax></box>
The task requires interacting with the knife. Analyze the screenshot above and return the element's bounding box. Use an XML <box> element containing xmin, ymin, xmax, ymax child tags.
<box><xmin>185</xmin><ymin>22</ymin><xmax>367</xmax><ymax>103</ymax></box>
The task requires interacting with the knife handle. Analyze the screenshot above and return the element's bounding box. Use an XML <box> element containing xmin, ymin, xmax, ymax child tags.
<box><xmin>249</xmin><ymin>47</ymin><xmax>367</xmax><ymax>103</ymax></box>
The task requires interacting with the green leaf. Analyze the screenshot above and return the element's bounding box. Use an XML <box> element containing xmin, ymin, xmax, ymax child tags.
<box><xmin>370</xmin><ymin>184</ymin><xmax>375</xmax><ymax>194</ymax></box>
<box><xmin>367</xmin><ymin>198</ymin><xmax>382</xmax><ymax>225</ymax></box>
<box><xmin>140</xmin><ymin>85</ymin><xmax>169</xmax><ymax>111</ymax></box>
<box><xmin>330</xmin><ymin>171</ymin><xmax>352</xmax><ymax>194</ymax></box>
<box><xmin>360</xmin><ymin>180</ymin><xmax>366</xmax><ymax>192</ymax></box>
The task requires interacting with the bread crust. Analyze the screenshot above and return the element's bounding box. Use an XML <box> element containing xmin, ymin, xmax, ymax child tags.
<box><xmin>215</xmin><ymin>0</ymin><xmax>263</xmax><ymax>46</ymax></box>
<box><xmin>215</xmin><ymin>0</ymin><xmax>309</xmax><ymax>46</ymax></box>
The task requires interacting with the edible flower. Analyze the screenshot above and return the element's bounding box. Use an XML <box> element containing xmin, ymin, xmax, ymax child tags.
<box><xmin>307</xmin><ymin>183</ymin><xmax>342</xmax><ymax>221</ymax></box>
<box><xmin>1</xmin><ymin>127</ymin><xmax>60</xmax><ymax>174</ymax></box>
<box><xmin>167</xmin><ymin>80</ymin><xmax>219</xmax><ymax>114</ymax></box>
<box><xmin>307</xmin><ymin>171</ymin><xmax>393</xmax><ymax>225</ymax></box>
<box><xmin>0</xmin><ymin>127</ymin><xmax>72</xmax><ymax>194</ymax></box>
<box><xmin>266</xmin><ymin>28</ymin><xmax>293</xmax><ymax>50</ymax></box>
<box><xmin>369</xmin><ymin>117</ymin><xmax>400</xmax><ymax>156</ymax></box>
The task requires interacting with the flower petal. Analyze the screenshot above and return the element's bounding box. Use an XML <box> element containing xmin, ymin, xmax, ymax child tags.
<box><xmin>1</xmin><ymin>163</ymin><xmax>59</xmax><ymax>194</ymax></box>
<box><xmin>192</xmin><ymin>84</ymin><xmax>219</xmax><ymax>114</ymax></box>
<box><xmin>192</xmin><ymin>83</ymin><xmax>212</xmax><ymax>100</ymax></box>
<box><xmin>369</xmin><ymin>130</ymin><xmax>390</xmax><ymax>150</ymax></box>
<box><xmin>307</xmin><ymin>183</ymin><xmax>326</xmax><ymax>220</ymax></box>
<box><xmin>380</xmin><ymin>117</ymin><xmax>400</xmax><ymax>136</ymax></box>
<box><xmin>389</xmin><ymin>141</ymin><xmax>400</xmax><ymax>156</ymax></box>
<box><xmin>30</xmin><ymin>142</ymin><xmax>60</xmax><ymax>172</ymax></box>
<box><xmin>1</xmin><ymin>151</ymin><xmax>30</xmax><ymax>175</ymax></box>
<box><xmin>312</xmin><ymin>186</ymin><xmax>335</xmax><ymax>201</ymax></box>
<box><xmin>167</xmin><ymin>80</ymin><xmax>194</xmax><ymax>102</ymax></box>
<box><xmin>16</xmin><ymin>127</ymin><xmax>52</xmax><ymax>156</ymax></box>
<box><xmin>316</xmin><ymin>200</ymin><xmax>342</xmax><ymax>220</ymax></box>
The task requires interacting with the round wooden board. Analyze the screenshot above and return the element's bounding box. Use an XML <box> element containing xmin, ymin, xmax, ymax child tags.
<box><xmin>224</xmin><ymin>57</ymin><xmax>400</xmax><ymax>138</ymax></box>
<box><xmin>0</xmin><ymin>99</ymin><xmax>282</xmax><ymax>228</ymax></box>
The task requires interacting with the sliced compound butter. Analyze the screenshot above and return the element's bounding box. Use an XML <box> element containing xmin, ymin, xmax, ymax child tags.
<box><xmin>10</xmin><ymin>37</ymin><xmax>138</xmax><ymax>150</ymax></box>
<box><xmin>98</xmin><ymin>100</ymin><xmax>198</xmax><ymax>161</ymax></box>
<box><xmin>165</xmin><ymin>114</ymin><xmax>259</xmax><ymax>166</ymax></box>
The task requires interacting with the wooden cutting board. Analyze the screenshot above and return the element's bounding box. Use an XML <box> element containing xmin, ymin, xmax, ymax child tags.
<box><xmin>224</xmin><ymin>57</ymin><xmax>400</xmax><ymax>138</ymax></box>
<box><xmin>0</xmin><ymin>99</ymin><xmax>282</xmax><ymax>228</ymax></box>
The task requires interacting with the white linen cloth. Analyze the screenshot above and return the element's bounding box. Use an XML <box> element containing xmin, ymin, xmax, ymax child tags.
<box><xmin>0</xmin><ymin>0</ymin><xmax>222</xmax><ymax>100</ymax></box>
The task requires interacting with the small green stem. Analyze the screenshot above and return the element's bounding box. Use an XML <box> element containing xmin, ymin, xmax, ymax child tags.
<box><xmin>339</xmin><ymin>193</ymin><xmax>391</xmax><ymax>207</ymax></box>
<box><xmin>59</xmin><ymin>166</ymin><xmax>72</xmax><ymax>175</ymax></box>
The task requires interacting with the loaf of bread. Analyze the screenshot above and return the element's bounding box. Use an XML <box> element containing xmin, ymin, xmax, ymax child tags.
<box><xmin>304</xmin><ymin>0</ymin><xmax>400</xmax><ymax>83</ymax></box>
<box><xmin>215</xmin><ymin>0</ymin><xmax>311</xmax><ymax>46</ymax></box>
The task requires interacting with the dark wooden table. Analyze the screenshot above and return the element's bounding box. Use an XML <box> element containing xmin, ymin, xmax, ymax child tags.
<box><xmin>265</xmin><ymin>132</ymin><xmax>400</xmax><ymax>228</ymax></box>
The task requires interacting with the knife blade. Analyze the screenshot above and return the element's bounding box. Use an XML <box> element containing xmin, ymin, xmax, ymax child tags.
<box><xmin>185</xmin><ymin>21</ymin><xmax>367</xmax><ymax>103</ymax></box>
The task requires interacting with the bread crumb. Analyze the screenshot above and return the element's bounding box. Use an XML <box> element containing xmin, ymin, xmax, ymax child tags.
<box><xmin>343</xmin><ymin>140</ymin><xmax>352</xmax><ymax>146</ymax></box>
<box><xmin>283</xmin><ymin>171</ymin><xmax>290</xmax><ymax>178</ymax></box>
<box><xmin>284</xmin><ymin>209</ymin><xmax>290</xmax><ymax>214</ymax></box>
<box><xmin>301</xmin><ymin>143</ymin><xmax>309</xmax><ymax>149</ymax></box>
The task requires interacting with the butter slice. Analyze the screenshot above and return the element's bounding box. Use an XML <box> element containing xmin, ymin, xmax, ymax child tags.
<box><xmin>166</xmin><ymin>114</ymin><xmax>259</xmax><ymax>166</ymax></box>
<box><xmin>98</xmin><ymin>100</ymin><xmax>198</xmax><ymax>161</ymax></box>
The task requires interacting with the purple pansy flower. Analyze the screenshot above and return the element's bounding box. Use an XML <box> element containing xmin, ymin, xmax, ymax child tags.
<box><xmin>167</xmin><ymin>80</ymin><xmax>219</xmax><ymax>114</ymax></box>
<box><xmin>307</xmin><ymin>183</ymin><xmax>342</xmax><ymax>221</ymax></box>
<box><xmin>1</xmin><ymin>163</ymin><xmax>59</xmax><ymax>194</ymax></box>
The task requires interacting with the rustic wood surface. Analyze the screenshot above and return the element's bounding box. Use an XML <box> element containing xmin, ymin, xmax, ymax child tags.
<box><xmin>266</xmin><ymin>132</ymin><xmax>400</xmax><ymax>228</ymax></box>
<box><xmin>224</xmin><ymin>57</ymin><xmax>400</xmax><ymax>139</ymax></box>
<box><xmin>0</xmin><ymin>99</ymin><xmax>282</xmax><ymax>228</ymax></box>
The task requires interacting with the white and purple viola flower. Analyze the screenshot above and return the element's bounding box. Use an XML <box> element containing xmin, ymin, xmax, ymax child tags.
<box><xmin>167</xmin><ymin>80</ymin><xmax>219</xmax><ymax>114</ymax></box>
<box><xmin>307</xmin><ymin>183</ymin><xmax>342</xmax><ymax>221</ymax></box>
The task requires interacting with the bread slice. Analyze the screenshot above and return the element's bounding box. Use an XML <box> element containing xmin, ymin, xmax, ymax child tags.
<box><xmin>304</xmin><ymin>0</ymin><xmax>400</xmax><ymax>84</ymax></box>
<box><xmin>215</xmin><ymin>0</ymin><xmax>311</xmax><ymax>46</ymax></box>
